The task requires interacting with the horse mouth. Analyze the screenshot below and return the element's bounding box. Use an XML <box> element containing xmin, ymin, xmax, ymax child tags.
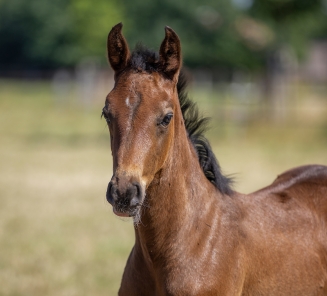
<box><xmin>112</xmin><ymin>204</ymin><xmax>140</xmax><ymax>218</ymax></box>
<box><xmin>106</xmin><ymin>193</ymin><xmax>138</xmax><ymax>217</ymax></box>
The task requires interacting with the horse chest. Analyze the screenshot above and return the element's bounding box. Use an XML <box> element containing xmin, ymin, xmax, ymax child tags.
<box><xmin>121</xmin><ymin>244</ymin><xmax>245</xmax><ymax>296</ymax></box>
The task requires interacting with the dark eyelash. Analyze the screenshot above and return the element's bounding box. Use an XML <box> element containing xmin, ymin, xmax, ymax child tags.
<box><xmin>101</xmin><ymin>108</ymin><xmax>111</xmax><ymax>124</ymax></box>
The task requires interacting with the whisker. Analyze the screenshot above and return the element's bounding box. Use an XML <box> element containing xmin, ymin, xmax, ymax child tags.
<box><xmin>133</xmin><ymin>196</ymin><xmax>149</xmax><ymax>227</ymax></box>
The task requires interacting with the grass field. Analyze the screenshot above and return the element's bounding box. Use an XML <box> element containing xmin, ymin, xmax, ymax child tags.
<box><xmin>0</xmin><ymin>78</ymin><xmax>326</xmax><ymax>295</ymax></box>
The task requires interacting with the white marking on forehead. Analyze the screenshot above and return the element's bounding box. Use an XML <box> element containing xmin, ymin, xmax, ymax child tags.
<box><xmin>125</xmin><ymin>97</ymin><xmax>131</xmax><ymax>108</ymax></box>
<box><xmin>122</xmin><ymin>94</ymin><xmax>142</xmax><ymax>140</ymax></box>
<box><xmin>124</xmin><ymin>97</ymin><xmax>133</xmax><ymax>135</ymax></box>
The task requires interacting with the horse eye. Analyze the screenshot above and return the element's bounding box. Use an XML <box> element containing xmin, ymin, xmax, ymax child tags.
<box><xmin>160</xmin><ymin>113</ymin><xmax>173</xmax><ymax>127</ymax></box>
<box><xmin>101</xmin><ymin>109</ymin><xmax>111</xmax><ymax>124</ymax></box>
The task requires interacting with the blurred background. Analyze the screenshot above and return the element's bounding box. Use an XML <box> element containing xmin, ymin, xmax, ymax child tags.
<box><xmin>0</xmin><ymin>0</ymin><xmax>327</xmax><ymax>295</ymax></box>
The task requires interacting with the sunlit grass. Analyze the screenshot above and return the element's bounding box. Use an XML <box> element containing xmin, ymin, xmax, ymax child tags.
<box><xmin>0</xmin><ymin>78</ymin><xmax>326</xmax><ymax>295</ymax></box>
<box><xmin>0</xmin><ymin>143</ymin><xmax>135</xmax><ymax>295</ymax></box>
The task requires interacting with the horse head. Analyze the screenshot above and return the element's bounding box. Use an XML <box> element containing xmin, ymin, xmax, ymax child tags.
<box><xmin>103</xmin><ymin>23</ymin><xmax>182</xmax><ymax>218</ymax></box>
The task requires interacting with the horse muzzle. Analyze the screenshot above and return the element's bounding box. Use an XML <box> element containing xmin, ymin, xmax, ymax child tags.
<box><xmin>106</xmin><ymin>177</ymin><xmax>144</xmax><ymax>217</ymax></box>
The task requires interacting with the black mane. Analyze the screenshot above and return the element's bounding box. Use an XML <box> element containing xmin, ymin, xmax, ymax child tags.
<box><xmin>128</xmin><ymin>45</ymin><xmax>233</xmax><ymax>195</ymax></box>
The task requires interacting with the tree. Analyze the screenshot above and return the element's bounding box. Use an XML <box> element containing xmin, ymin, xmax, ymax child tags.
<box><xmin>0</xmin><ymin>0</ymin><xmax>325</xmax><ymax>73</ymax></box>
<box><xmin>0</xmin><ymin>0</ymin><xmax>123</xmax><ymax>70</ymax></box>
<box><xmin>122</xmin><ymin>0</ymin><xmax>261</xmax><ymax>71</ymax></box>
<box><xmin>248</xmin><ymin>0</ymin><xmax>326</xmax><ymax>60</ymax></box>
<box><xmin>123</xmin><ymin>0</ymin><xmax>326</xmax><ymax>73</ymax></box>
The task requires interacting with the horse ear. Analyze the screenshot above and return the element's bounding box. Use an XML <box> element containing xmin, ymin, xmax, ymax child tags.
<box><xmin>159</xmin><ymin>26</ymin><xmax>181</xmax><ymax>81</ymax></box>
<box><xmin>107</xmin><ymin>23</ymin><xmax>130</xmax><ymax>74</ymax></box>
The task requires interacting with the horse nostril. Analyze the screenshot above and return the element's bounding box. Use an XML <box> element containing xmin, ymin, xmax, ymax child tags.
<box><xmin>130</xmin><ymin>182</ymin><xmax>143</xmax><ymax>207</ymax></box>
<box><xmin>135</xmin><ymin>182</ymin><xmax>142</xmax><ymax>199</ymax></box>
<box><xmin>106</xmin><ymin>182</ymin><xmax>116</xmax><ymax>204</ymax></box>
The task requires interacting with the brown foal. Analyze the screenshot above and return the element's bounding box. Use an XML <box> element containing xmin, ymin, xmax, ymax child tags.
<box><xmin>103</xmin><ymin>23</ymin><xmax>327</xmax><ymax>295</ymax></box>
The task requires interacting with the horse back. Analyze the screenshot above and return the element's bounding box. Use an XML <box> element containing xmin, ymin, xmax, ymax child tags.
<box><xmin>257</xmin><ymin>165</ymin><xmax>327</xmax><ymax>218</ymax></box>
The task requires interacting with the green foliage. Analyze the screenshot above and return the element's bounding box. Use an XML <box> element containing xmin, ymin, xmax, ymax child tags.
<box><xmin>0</xmin><ymin>0</ymin><xmax>123</xmax><ymax>69</ymax></box>
<box><xmin>249</xmin><ymin>0</ymin><xmax>327</xmax><ymax>60</ymax></box>
<box><xmin>0</xmin><ymin>0</ymin><xmax>326</xmax><ymax>71</ymax></box>
<box><xmin>122</xmin><ymin>0</ymin><xmax>262</xmax><ymax>70</ymax></box>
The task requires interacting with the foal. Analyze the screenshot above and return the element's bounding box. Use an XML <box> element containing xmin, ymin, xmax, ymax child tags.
<box><xmin>103</xmin><ymin>23</ymin><xmax>327</xmax><ymax>295</ymax></box>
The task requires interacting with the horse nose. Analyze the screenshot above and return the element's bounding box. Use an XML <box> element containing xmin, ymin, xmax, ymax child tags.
<box><xmin>106</xmin><ymin>180</ymin><xmax>143</xmax><ymax>208</ymax></box>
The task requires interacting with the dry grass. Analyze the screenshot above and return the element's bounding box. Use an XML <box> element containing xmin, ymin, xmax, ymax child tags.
<box><xmin>0</xmin><ymin>143</ymin><xmax>135</xmax><ymax>295</ymax></box>
<box><xmin>0</xmin><ymin>79</ymin><xmax>326</xmax><ymax>295</ymax></box>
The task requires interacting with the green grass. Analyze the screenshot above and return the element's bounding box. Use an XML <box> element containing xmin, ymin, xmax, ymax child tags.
<box><xmin>0</xmin><ymin>78</ymin><xmax>326</xmax><ymax>295</ymax></box>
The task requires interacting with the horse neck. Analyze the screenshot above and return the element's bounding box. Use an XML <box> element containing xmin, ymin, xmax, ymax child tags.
<box><xmin>135</xmin><ymin>108</ymin><xmax>225</xmax><ymax>261</ymax></box>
